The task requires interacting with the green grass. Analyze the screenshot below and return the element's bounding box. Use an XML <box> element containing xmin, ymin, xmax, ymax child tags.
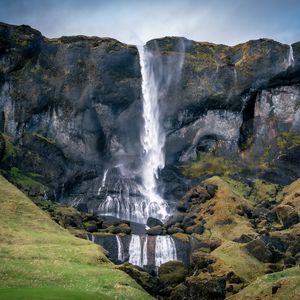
<box><xmin>0</xmin><ymin>175</ymin><xmax>153</xmax><ymax>300</ymax></box>
<box><xmin>182</xmin><ymin>153</ymin><xmax>241</xmax><ymax>178</ymax></box>
<box><xmin>32</xmin><ymin>133</ymin><xmax>56</xmax><ymax>145</ymax></box>
<box><xmin>7</xmin><ymin>167</ymin><xmax>44</xmax><ymax>192</ymax></box>
<box><xmin>0</xmin><ymin>287</ymin><xmax>111</xmax><ymax>300</ymax></box>
<box><xmin>228</xmin><ymin>267</ymin><xmax>300</xmax><ymax>300</ymax></box>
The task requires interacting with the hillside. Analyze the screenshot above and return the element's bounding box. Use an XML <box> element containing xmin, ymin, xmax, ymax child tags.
<box><xmin>0</xmin><ymin>175</ymin><xmax>153</xmax><ymax>300</ymax></box>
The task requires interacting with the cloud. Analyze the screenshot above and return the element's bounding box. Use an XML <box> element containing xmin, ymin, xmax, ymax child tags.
<box><xmin>0</xmin><ymin>0</ymin><xmax>299</xmax><ymax>45</ymax></box>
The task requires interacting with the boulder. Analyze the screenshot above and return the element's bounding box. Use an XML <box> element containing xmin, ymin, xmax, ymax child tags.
<box><xmin>167</xmin><ymin>226</ymin><xmax>184</xmax><ymax>234</ymax></box>
<box><xmin>119</xmin><ymin>263</ymin><xmax>159</xmax><ymax>294</ymax></box>
<box><xmin>191</xmin><ymin>251</ymin><xmax>215</xmax><ymax>269</ymax></box>
<box><xmin>244</xmin><ymin>239</ymin><xmax>273</xmax><ymax>262</ymax></box>
<box><xmin>159</xmin><ymin>261</ymin><xmax>187</xmax><ymax>285</ymax></box>
<box><xmin>170</xmin><ymin>283</ymin><xmax>188</xmax><ymax>300</ymax></box>
<box><xmin>186</xmin><ymin>274</ymin><xmax>226</xmax><ymax>300</ymax></box>
<box><xmin>146</xmin><ymin>217</ymin><xmax>163</xmax><ymax>228</ymax></box>
<box><xmin>275</xmin><ymin>205</ymin><xmax>299</xmax><ymax>228</ymax></box>
<box><xmin>83</xmin><ymin>220</ymin><xmax>98</xmax><ymax>232</ymax></box>
<box><xmin>147</xmin><ymin>225</ymin><xmax>163</xmax><ymax>235</ymax></box>
<box><xmin>206</xmin><ymin>184</ymin><xmax>218</xmax><ymax>197</ymax></box>
<box><xmin>111</xmin><ymin>223</ymin><xmax>131</xmax><ymax>234</ymax></box>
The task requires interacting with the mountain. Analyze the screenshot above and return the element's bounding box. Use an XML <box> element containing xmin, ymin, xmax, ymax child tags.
<box><xmin>1</xmin><ymin>21</ymin><xmax>300</xmax><ymax>299</ymax></box>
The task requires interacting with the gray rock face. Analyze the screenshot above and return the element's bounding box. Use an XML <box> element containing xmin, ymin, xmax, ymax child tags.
<box><xmin>1</xmin><ymin>22</ymin><xmax>300</xmax><ymax>210</ymax></box>
<box><xmin>0</xmin><ymin>22</ymin><xmax>143</xmax><ymax>203</ymax></box>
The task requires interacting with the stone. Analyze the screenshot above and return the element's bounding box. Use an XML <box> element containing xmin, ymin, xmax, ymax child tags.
<box><xmin>182</xmin><ymin>216</ymin><xmax>196</xmax><ymax>229</ymax></box>
<box><xmin>119</xmin><ymin>263</ymin><xmax>159</xmax><ymax>294</ymax></box>
<box><xmin>159</xmin><ymin>261</ymin><xmax>187</xmax><ymax>285</ymax></box>
<box><xmin>170</xmin><ymin>283</ymin><xmax>188</xmax><ymax>300</ymax></box>
<box><xmin>111</xmin><ymin>223</ymin><xmax>131</xmax><ymax>234</ymax></box>
<box><xmin>244</xmin><ymin>239</ymin><xmax>273</xmax><ymax>262</ymax></box>
<box><xmin>83</xmin><ymin>220</ymin><xmax>98</xmax><ymax>232</ymax></box>
<box><xmin>206</xmin><ymin>184</ymin><xmax>218</xmax><ymax>197</ymax></box>
<box><xmin>191</xmin><ymin>251</ymin><xmax>215</xmax><ymax>269</ymax></box>
<box><xmin>186</xmin><ymin>274</ymin><xmax>226</xmax><ymax>300</ymax></box>
<box><xmin>146</xmin><ymin>217</ymin><xmax>163</xmax><ymax>228</ymax></box>
<box><xmin>167</xmin><ymin>226</ymin><xmax>184</xmax><ymax>234</ymax></box>
<box><xmin>275</xmin><ymin>205</ymin><xmax>299</xmax><ymax>228</ymax></box>
<box><xmin>146</xmin><ymin>225</ymin><xmax>163</xmax><ymax>235</ymax></box>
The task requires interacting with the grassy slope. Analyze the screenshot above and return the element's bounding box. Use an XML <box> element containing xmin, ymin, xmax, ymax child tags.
<box><xmin>228</xmin><ymin>267</ymin><xmax>300</xmax><ymax>300</ymax></box>
<box><xmin>0</xmin><ymin>175</ymin><xmax>153</xmax><ymax>300</ymax></box>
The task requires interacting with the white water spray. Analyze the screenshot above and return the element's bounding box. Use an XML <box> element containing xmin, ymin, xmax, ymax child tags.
<box><xmin>138</xmin><ymin>45</ymin><xmax>169</xmax><ymax>222</ymax></box>
<box><xmin>116</xmin><ymin>235</ymin><xmax>124</xmax><ymax>262</ymax></box>
<box><xmin>155</xmin><ymin>235</ymin><xmax>177</xmax><ymax>267</ymax></box>
<box><xmin>128</xmin><ymin>234</ymin><xmax>148</xmax><ymax>267</ymax></box>
<box><xmin>287</xmin><ymin>45</ymin><xmax>295</xmax><ymax>68</ymax></box>
<box><xmin>97</xmin><ymin>168</ymin><xmax>108</xmax><ymax>195</ymax></box>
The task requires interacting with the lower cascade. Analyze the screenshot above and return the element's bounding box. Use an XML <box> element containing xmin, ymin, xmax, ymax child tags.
<box><xmin>155</xmin><ymin>236</ymin><xmax>177</xmax><ymax>267</ymax></box>
<box><xmin>116</xmin><ymin>235</ymin><xmax>124</xmax><ymax>262</ymax></box>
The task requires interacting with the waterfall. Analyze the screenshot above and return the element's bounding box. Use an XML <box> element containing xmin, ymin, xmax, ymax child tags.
<box><xmin>138</xmin><ymin>45</ymin><xmax>169</xmax><ymax>222</ymax></box>
<box><xmin>155</xmin><ymin>235</ymin><xmax>177</xmax><ymax>267</ymax></box>
<box><xmin>116</xmin><ymin>235</ymin><xmax>124</xmax><ymax>262</ymax></box>
<box><xmin>288</xmin><ymin>45</ymin><xmax>295</xmax><ymax>68</ymax></box>
<box><xmin>129</xmin><ymin>234</ymin><xmax>142</xmax><ymax>267</ymax></box>
<box><xmin>128</xmin><ymin>234</ymin><xmax>148</xmax><ymax>267</ymax></box>
<box><xmin>142</xmin><ymin>235</ymin><xmax>148</xmax><ymax>266</ymax></box>
<box><xmin>97</xmin><ymin>168</ymin><xmax>108</xmax><ymax>195</ymax></box>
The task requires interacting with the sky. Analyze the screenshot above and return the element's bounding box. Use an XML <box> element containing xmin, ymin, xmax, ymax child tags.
<box><xmin>0</xmin><ymin>0</ymin><xmax>300</xmax><ymax>46</ymax></box>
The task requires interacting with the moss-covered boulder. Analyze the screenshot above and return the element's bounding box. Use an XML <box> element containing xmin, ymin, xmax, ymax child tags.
<box><xmin>159</xmin><ymin>261</ymin><xmax>187</xmax><ymax>285</ymax></box>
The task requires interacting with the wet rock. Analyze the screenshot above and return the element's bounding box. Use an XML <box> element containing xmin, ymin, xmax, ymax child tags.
<box><xmin>159</xmin><ymin>261</ymin><xmax>187</xmax><ymax>285</ymax></box>
<box><xmin>147</xmin><ymin>225</ymin><xmax>163</xmax><ymax>235</ymax></box>
<box><xmin>146</xmin><ymin>217</ymin><xmax>163</xmax><ymax>228</ymax></box>
<box><xmin>110</xmin><ymin>223</ymin><xmax>131</xmax><ymax>234</ymax></box>
<box><xmin>167</xmin><ymin>226</ymin><xmax>184</xmax><ymax>234</ymax></box>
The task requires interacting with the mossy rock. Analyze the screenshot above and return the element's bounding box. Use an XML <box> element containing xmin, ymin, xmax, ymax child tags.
<box><xmin>119</xmin><ymin>263</ymin><xmax>159</xmax><ymax>294</ymax></box>
<box><xmin>159</xmin><ymin>261</ymin><xmax>187</xmax><ymax>285</ymax></box>
<box><xmin>83</xmin><ymin>221</ymin><xmax>98</xmax><ymax>232</ymax></box>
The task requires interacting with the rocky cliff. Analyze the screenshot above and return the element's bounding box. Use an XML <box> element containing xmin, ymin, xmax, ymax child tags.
<box><xmin>1</xmin><ymin>21</ymin><xmax>300</xmax><ymax>210</ymax></box>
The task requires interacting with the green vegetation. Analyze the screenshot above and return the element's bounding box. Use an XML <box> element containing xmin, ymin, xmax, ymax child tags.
<box><xmin>6</xmin><ymin>167</ymin><xmax>44</xmax><ymax>193</ymax></box>
<box><xmin>182</xmin><ymin>153</ymin><xmax>241</xmax><ymax>178</ymax></box>
<box><xmin>222</xmin><ymin>176</ymin><xmax>279</xmax><ymax>203</ymax></box>
<box><xmin>276</xmin><ymin>130</ymin><xmax>300</xmax><ymax>153</ymax></box>
<box><xmin>32</xmin><ymin>132</ymin><xmax>56</xmax><ymax>145</ymax></box>
<box><xmin>0</xmin><ymin>288</ymin><xmax>111</xmax><ymax>300</ymax></box>
<box><xmin>228</xmin><ymin>267</ymin><xmax>300</xmax><ymax>300</ymax></box>
<box><xmin>221</xmin><ymin>176</ymin><xmax>252</xmax><ymax>199</ymax></box>
<box><xmin>0</xmin><ymin>175</ymin><xmax>153</xmax><ymax>300</ymax></box>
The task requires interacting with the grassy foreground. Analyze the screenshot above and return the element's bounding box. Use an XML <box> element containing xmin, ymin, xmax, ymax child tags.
<box><xmin>0</xmin><ymin>175</ymin><xmax>153</xmax><ymax>300</ymax></box>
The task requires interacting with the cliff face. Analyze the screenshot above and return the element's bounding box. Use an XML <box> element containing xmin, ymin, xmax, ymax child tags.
<box><xmin>1</xmin><ymin>22</ymin><xmax>300</xmax><ymax>208</ymax></box>
<box><xmin>0</xmin><ymin>22</ymin><xmax>142</xmax><ymax>201</ymax></box>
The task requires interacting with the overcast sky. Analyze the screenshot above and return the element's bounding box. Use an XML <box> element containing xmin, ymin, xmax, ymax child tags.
<box><xmin>1</xmin><ymin>0</ymin><xmax>300</xmax><ymax>46</ymax></box>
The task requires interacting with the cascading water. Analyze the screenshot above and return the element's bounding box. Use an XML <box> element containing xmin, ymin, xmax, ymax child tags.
<box><xmin>155</xmin><ymin>235</ymin><xmax>177</xmax><ymax>267</ymax></box>
<box><xmin>97</xmin><ymin>168</ymin><xmax>108</xmax><ymax>195</ymax></box>
<box><xmin>138</xmin><ymin>45</ymin><xmax>169</xmax><ymax>222</ymax></box>
<box><xmin>128</xmin><ymin>234</ymin><xmax>148</xmax><ymax>267</ymax></box>
<box><xmin>288</xmin><ymin>44</ymin><xmax>295</xmax><ymax>67</ymax></box>
<box><xmin>116</xmin><ymin>235</ymin><xmax>124</xmax><ymax>262</ymax></box>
